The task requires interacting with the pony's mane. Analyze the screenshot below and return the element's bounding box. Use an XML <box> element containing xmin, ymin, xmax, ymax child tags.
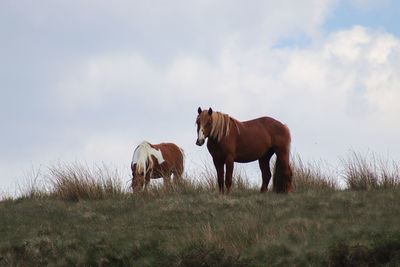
<box><xmin>210</xmin><ymin>112</ymin><xmax>240</xmax><ymax>141</ymax></box>
<box><xmin>132</xmin><ymin>141</ymin><xmax>156</xmax><ymax>176</ymax></box>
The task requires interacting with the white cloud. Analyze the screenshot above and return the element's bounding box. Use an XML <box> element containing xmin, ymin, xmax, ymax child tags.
<box><xmin>364</xmin><ymin>67</ymin><xmax>400</xmax><ymax>118</ymax></box>
<box><xmin>325</xmin><ymin>26</ymin><xmax>372</xmax><ymax>62</ymax></box>
<box><xmin>54</xmin><ymin>52</ymin><xmax>158</xmax><ymax>109</ymax></box>
<box><xmin>51</xmin><ymin>0</ymin><xmax>339</xmax><ymax>108</ymax></box>
<box><xmin>54</xmin><ymin>25</ymin><xmax>400</xmax><ymax>127</ymax></box>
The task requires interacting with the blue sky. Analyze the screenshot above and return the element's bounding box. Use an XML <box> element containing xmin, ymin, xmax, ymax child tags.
<box><xmin>1</xmin><ymin>0</ymin><xmax>400</xmax><ymax>195</ymax></box>
<box><xmin>325</xmin><ymin>0</ymin><xmax>400</xmax><ymax>36</ymax></box>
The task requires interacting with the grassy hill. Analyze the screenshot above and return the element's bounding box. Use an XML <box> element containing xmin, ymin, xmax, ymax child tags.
<box><xmin>1</xmin><ymin>152</ymin><xmax>400</xmax><ymax>266</ymax></box>
<box><xmin>1</xmin><ymin>188</ymin><xmax>400</xmax><ymax>266</ymax></box>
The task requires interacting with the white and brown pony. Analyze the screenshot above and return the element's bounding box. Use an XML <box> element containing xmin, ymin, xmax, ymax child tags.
<box><xmin>131</xmin><ymin>141</ymin><xmax>184</xmax><ymax>191</ymax></box>
<box><xmin>196</xmin><ymin>107</ymin><xmax>292</xmax><ymax>195</ymax></box>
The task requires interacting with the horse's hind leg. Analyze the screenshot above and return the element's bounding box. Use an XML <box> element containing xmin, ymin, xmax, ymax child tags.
<box><xmin>172</xmin><ymin>165</ymin><xmax>184</xmax><ymax>184</ymax></box>
<box><xmin>259</xmin><ymin>150</ymin><xmax>274</xmax><ymax>193</ymax></box>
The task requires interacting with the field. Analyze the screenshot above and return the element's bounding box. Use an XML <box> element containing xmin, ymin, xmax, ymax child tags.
<box><xmin>1</xmin><ymin>152</ymin><xmax>400</xmax><ymax>266</ymax></box>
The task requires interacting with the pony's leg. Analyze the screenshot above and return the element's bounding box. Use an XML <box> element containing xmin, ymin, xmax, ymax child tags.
<box><xmin>172</xmin><ymin>169</ymin><xmax>183</xmax><ymax>184</ymax></box>
<box><xmin>176</xmin><ymin>161</ymin><xmax>184</xmax><ymax>181</ymax></box>
<box><xmin>259</xmin><ymin>150</ymin><xmax>274</xmax><ymax>193</ymax></box>
<box><xmin>144</xmin><ymin>173</ymin><xmax>151</xmax><ymax>190</ymax></box>
<box><xmin>144</xmin><ymin>179</ymin><xmax>150</xmax><ymax>189</ymax></box>
<box><xmin>273</xmin><ymin>148</ymin><xmax>293</xmax><ymax>193</ymax></box>
<box><xmin>225</xmin><ymin>157</ymin><xmax>234</xmax><ymax>195</ymax></box>
<box><xmin>213</xmin><ymin>159</ymin><xmax>225</xmax><ymax>194</ymax></box>
<box><xmin>163</xmin><ymin>173</ymin><xmax>172</xmax><ymax>186</ymax></box>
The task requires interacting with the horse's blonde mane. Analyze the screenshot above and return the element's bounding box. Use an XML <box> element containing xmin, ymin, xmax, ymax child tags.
<box><xmin>210</xmin><ymin>112</ymin><xmax>240</xmax><ymax>141</ymax></box>
<box><xmin>132</xmin><ymin>141</ymin><xmax>155</xmax><ymax>176</ymax></box>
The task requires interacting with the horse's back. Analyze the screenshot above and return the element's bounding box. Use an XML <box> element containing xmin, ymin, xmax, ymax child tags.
<box><xmin>245</xmin><ymin>117</ymin><xmax>289</xmax><ymax>137</ymax></box>
<box><xmin>153</xmin><ymin>143</ymin><xmax>183</xmax><ymax>158</ymax></box>
<box><xmin>249</xmin><ymin>117</ymin><xmax>291</xmax><ymax>149</ymax></box>
<box><xmin>152</xmin><ymin>143</ymin><xmax>184</xmax><ymax>172</ymax></box>
<box><xmin>232</xmin><ymin>117</ymin><xmax>290</xmax><ymax>161</ymax></box>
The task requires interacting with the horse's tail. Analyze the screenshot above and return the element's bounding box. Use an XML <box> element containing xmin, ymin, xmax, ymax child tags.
<box><xmin>272</xmin><ymin>124</ymin><xmax>293</xmax><ymax>193</ymax></box>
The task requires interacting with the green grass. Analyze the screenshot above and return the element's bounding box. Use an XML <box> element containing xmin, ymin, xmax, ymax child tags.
<box><xmin>1</xmin><ymin>188</ymin><xmax>400</xmax><ymax>266</ymax></box>
<box><xmin>1</xmin><ymin>152</ymin><xmax>399</xmax><ymax>266</ymax></box>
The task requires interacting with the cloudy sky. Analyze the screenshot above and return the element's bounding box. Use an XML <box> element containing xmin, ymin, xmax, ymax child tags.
<box><xmin>1</xmin><ymin>0</ymin><xmax>400</xmax><ymax>194</ymax></box>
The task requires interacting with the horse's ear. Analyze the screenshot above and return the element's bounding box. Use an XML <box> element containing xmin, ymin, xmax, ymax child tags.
<box><xmin>208</xmin><ymin>107</ymin><xmax>213</xmax><ymax>115</ymax></box>
<box><xmin>198</xmin><ymin>107</ymin><xmax>202</xmax><ymax>114</ymax></box>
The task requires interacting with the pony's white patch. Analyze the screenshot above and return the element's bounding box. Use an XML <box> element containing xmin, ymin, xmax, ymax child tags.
<box><xmin>150</xmin><ymin>147</ymin><xmax>165</xmax><ymax>164</ymax></box>
<box><xmin>132</xmin><ymin>142</ymin><xmax>165</xmax><ymax>176</ymax></box>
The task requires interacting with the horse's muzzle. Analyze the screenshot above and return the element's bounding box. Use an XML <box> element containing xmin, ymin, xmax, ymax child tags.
<box><xmin>196</xmin><ymin>139</ymin><xmax>205</xmax><ymax>146</ymax></box>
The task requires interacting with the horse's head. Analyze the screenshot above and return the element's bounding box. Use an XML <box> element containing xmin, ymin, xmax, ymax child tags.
<box><xmin>196</xmin><ymin>107</ymin><xmax>213</xmax><ymax>146</ymax></box>
<box><xmin>131</xmin><ymin>162</ymin><xmax>146</xmax><ymax>191</ymax></box>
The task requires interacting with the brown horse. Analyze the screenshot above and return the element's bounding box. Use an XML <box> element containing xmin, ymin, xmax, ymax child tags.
<box><xmin>131</xmin><ymin>141</ymin><xmax>184</xmax><ymax>191</ymax></box>
<box><xmin>196</xmin><ymin>107</ymin><xmax>292</xmax><ymax>195</ymax></box>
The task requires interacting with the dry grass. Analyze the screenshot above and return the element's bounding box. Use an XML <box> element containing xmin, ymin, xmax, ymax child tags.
<box><xmin>135</xmin><ymin>164</ymin><xmax>255</xmax><ymax>199</ymax></box>
<box><xmin>192</xmin><ymin>216</ymin><xmax>264</xmax><ymax>255</ymax></box>
<box><xmin>5</xmin><ymin>151</ymin><xmax>400</xmax><ymax>202</ymax></box>
<box><xmin>48</xmin><ymin>162</ymin><xmax>129</xmax><ymax>201</ymax></box>
<box><xmin>12</xmin><ymin>162</ymin><xmax>130</xmax><ymax>201</ymax></box>
<box><xmin>342</xmin><ymin>150</ymin><xmax>400</xmax><ymax>190</ymax></box>
<box><xmin>17</xmin><ymin>166</ymin><xmax>50</xmax><ymax>199</ymax></box>
<box><xmin>291</xmin><ymin>155</ymin><xmax>339</xmax><ymax>192</ymax></box>
<box><xmin>10</xmin><ymin>159</ymin><xmax>258</xmax><ymax>201</ymax></box>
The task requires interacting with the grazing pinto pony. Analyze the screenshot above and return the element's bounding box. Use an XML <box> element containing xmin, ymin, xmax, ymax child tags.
<box><xmin>196</xmin><ymin>107</ymin><xmax>292</xmax><ymax>194</ymax></box>
<box><xmin>131</xmin><ymin>141</ymin><xmax>184</xmax><ymax>191</ymax></box>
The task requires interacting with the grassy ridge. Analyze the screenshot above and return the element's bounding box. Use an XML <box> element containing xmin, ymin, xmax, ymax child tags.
<box><xmin>1</xmin><ymin>151</ymin><xmax>399</xmax><ymax>266</ymax></box>
<box><xmin>1</xmin><ymin>189</ymin><xmax>400</xmax><ymax>266</ymax></box>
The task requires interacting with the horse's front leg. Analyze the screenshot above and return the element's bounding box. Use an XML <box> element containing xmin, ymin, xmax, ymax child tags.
<box><xmin>213</xmin><ymin>158</ymin><xmax>225</xmax><ymax>194</ymax></box>
<box><xmin>163</xmin><ymin>173</ymin><xmax>171</xmax><ymax>186</ymax></box>
<box><xmin>225</xmin><ymin>157</ymin><xmax>234</xmax><ymax>195</ymax></box>
<box><xmin>144</xmin><ymin>173</ymin><xmax>151</xmax><ymax>190</ymax></box>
